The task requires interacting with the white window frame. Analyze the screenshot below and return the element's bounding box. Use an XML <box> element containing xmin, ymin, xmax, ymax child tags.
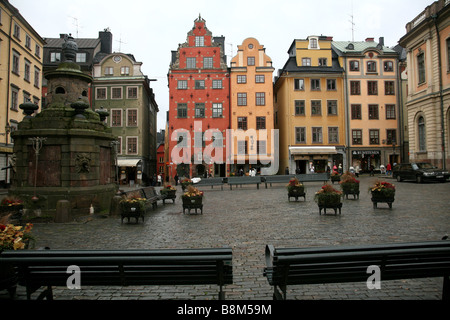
<box><xmin>96</xmin><ymin>87</ymin><xmax>107</xmax><ymax>100</ymax></box>
<box><xmin>110</xmin><ymin>109</ymin><xmax>122</xmax><ymax>127</ymax></box>
<box><xmin>111</xmin><ymin>87</ymin><xmax>122</xmax><ymax>99</ymax></box>
<box><xmin>126</xmin><ymin>136</ymin><xmax>138</xmax><ymax>155</ymax></box>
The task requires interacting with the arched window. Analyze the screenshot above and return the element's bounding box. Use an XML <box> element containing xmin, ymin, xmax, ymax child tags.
<box><xmin>55</xmin><ymin>86</ymin><xmax>65</xmax><ymax>94</ymax></box>
<box><xmin>418</xmin><ymin>116</ymin><xmax>426</xmax><ymax>152</ymax></box>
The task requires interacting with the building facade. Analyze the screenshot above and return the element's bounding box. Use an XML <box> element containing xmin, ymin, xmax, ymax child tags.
<box><xmin>399</xmin><ymin>0</ymin><xmax>450</xmax><ymax>170</ymax></box>
<box><xmin>92</xmin><ymin>53</ymin><xmax>158</xmax><ymax>186</ymax></box>
<box><xmin>230</xmin><ymin>37</ymin><xmax>275</xmax><ymax>175</ymax></box>
<box><xmin>168</xmin><ymin>15</ymin><xmax>229</xmax><ymax>178</ymax></box>
<box><xmin>0</xmin><ymin>0</ymin><xmax>45</xmax><ymax>187</ymax></box>
<box><xmin>274</xmin><ymin>36</ymin><xmax>345</xmax><ymax>175</ymax></box>
<box><xmin>333</xmin><ymin>38</ymin><xmax>401</xmax><ymax>172</ymax></box>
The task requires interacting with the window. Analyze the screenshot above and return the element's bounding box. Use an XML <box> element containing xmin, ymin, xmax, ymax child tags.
<box><xmin>311</xmin><ymin>100</ymin><xmax>321</xmax><ymax>115</ymax></box>
<box><xmin>127</xmin><ymin>109</ymin><xmax>138</xmax><ymax>126</ymax></box>
<box><xmin>25</xmin><ymin>34</ymin><xmax>31</xmax><ymax>49</ymax></box>
<box><xmin>327</xmin><ymin>100</ymin><xmax>338</xmax><ymax>115</ymax></box>
<box><xmin>294</xmin><ymin>100</ymin><xmax>305</xmax><ymax>116</ymax></box>
<box><xmin>351</xmin><ymin>104</ymin><xmax>362</xmax><ymax>119</ymax></box>
<box><xmin>237</xmin><ymin>93</ymin><xmax>247</xmax><ymax>106</ymax></box>
<box><xmin>76</xmin><ymin>53</ymin><xmax>86</xmax><ymax>63</ymax></box>
<box><xmin>127</xmin><ymin>87</ymin><xmax>138</xmax><ymax>99</ymax></box>
<box><xmin>105</xmin><ymin>67</ymin><xmax>113</xmax><ymax>75</ymax></box>
<box><xmin>256</xmin><ymin>117</ymin><xmax>266</xmax><ymax>130</ymax></box>
<box><xmin>418</xmin><ymin>52</ymin><xmax>426</xmax><ymax>84</ymax></box>
<box><xmin>385</xmin><ymin>81</ymin><xmax>395</xmax><ymax>95</ymax></box>
<box><xmin>327</xmin><ymin>79</ymin><xmax>336</xmax><ymax>91</ymax></box>
<box><xmin>257</xmin><ymin>140</ymin><xmax>267</xmax><ymax>155</ymax></box>
<box><xmin>255</xmin><ymin>92</ymin><xmax>265</xmax><ymax>106</ymax></box>
<box><xmin>195</xmin><ymin>80</ymin><xmax>205</xmax><ymax>89</ymax></box>
<box><xmin>237</xmin><ymin>140</ymin><xmax>248</xmax><ymax>155</ymax></box>
<box><xmin>309</xmin><ymin>38</ymin><xmax>318</xmax><ymax>49</ymax></box>
<box><xmin>96</xmin><ymin>87</ymin><xmax>107</xmax><ymax>100</ymax></box>
<box><xmin>10</xmin><ymin>88</ymin><xmax>19</xmax><ymax>111</ymax></box>
<box><xmin>120</xmin><ymin>66</ymin><xmax>130</xmax><ymax>75</ymax></box>
<box><xmin>177</xmin><ymin>80</ymin><xmax>188</xmax><ymax>89</ymax></box>
<box><xmin>294</xmin><ymin>79</ymin><xmax>304</xmax><ymax>90</ymax></box>
<box><xmin>367</xmin><ymin>61</ymin><xmax>377</xmax><ymax>73</ymax></box>
<box><xmin>212</xmin><ymin>103</ymin><xmax>223</xmax><ymax>118</ymax></box>
<box><xmin>34</xmin><ymin>67</ymin><xmax>40</xmax><ymax>88</ymax></box>
<box><xmin>186</xmin><ymin>57</ymin><xmax>196</xmax><ymax>69</ymax></box>
<box><xmin>311</xmin><ymin>79</ymin><xmax>321</xmax><ymax>90</ymax></box>
<box><xmin>350</xmin><ymin>60</ymin><xmax>359</xmax><ymax>71</ymax></box>
<box><xmin>318</xmin><ymin>58</ymin><xmax>327</xmax><ymax>66</ymax></box>
<box><xmin>195</xmin><ymin>36</ymin><xmax>204</xmax><ymax>47</ymax></box>
<box><xmin>237</xmin><ymin>75</ymin><xmax>247</xmax><ymax>84</ymax></box>
<box><xmin>447</xmin><ymin>38</ymin><xmax>450</xmax><ymax>71</ymax></box>
<box><xmin>24</xmin><ymin>60</ymin><xmax>30</xmax><ymax>82</ymax></box>
<box><xmin>177</xmin><ymin>103</ymin><xmax>187</xmax><ymax>118</ymax></box>
<box><xmin>350</xmin><ymin>81</ymin><xmax>360</xmax><ymax>95</ymax></box>
<box><xmin>111</xmin><ymin>87</ymin><xmax>122</xmax><ymax>99</ymax></box>
<box><xmin>302</xmin><ymin>58</ymin><xmax>311</xmax><ymax>66</ymax></box>
<box><xmin>12</xmin><ymin>52</ymin><xmax>20</xmax><ymax>75</ymax></box>
<box><xmin>255</xmin><ymin>75</ymin><xmax>265</xmax><ymax>83</ymax></box>
<box><xmin>35</xmin><ymin>44</ymin><xmax>41</xmax><ymax>58</ymax></box>
<box><xmin>13</xmin><ymin>23</ymin><xmax>20</xmax><ymax>39</ymax></box>
<box><xmin>203</xmin><ymin>57</ymin><xmax>213</xmax><ymax>69</ymax></box>
<box><xmin>368</xmin><ymin>104</ymin><xmax>379</xmax><ymax>119</ymax></box>
<box><xmin>127</xmin><ymin>137</ymin><xmax>138</xmax><ymax>154</ymax></box>
<box><xmin>328</xmin><ymin>127</ymin><xmax>339</xmax><ymax>144</ymax></box>
<box><xmin>247</xmin><ymin>57</ymin><xmax>255</xmax><ymax>66</ymax></box>
<box><xmin>50</xmin><ymin>52</ymin><xmax>61</xmax><ymax>62</ymax></box>
<box><xmin>195</xmin><ymin>103</ymin><xmax>205</xmax><ymax>118</ymax></box>
<box><xmin>386</xmin><ymin>105</ymin><xmax>396</xmax><ymax>119</ymax></box>
<box><xmin>418</xmin><ymin>117</ymin><xmax>426</xmax><ymax>151</ymax></box>
<box><xmin>386</xmin><ymin>129</ymin><xmax>397</xmax><ymax>145</ymax></box>
<box><xmin>312</xmin><ymin>127</ymin><xmax>323</xmax><ymax>143</ymax></box>
<box><xmin>295</xmin><ymin>127</ymin><xmax>306</xmax><ymax>144</ymax></box>
<box><xmin>352</xmin><ymin>129</ymin><xmax>362</xmax><ymax>145</ymax></box>
<box><xmin>212</xmin><ymin>80</ymin><xmax>222</xmax><ymax>89</ymax></box>
<box><xmin>384</xmin><ymin>61</ymin><xmax>394</xmax><ymax>71</ymax></box>
<box><xmin>369</xmin><ymin>129</ymin><xmax>379</xmax><ymax>144</ymax></box>
<box><xmin>237</xmin><ymin>117</ymin><xmax>247</xmax><ymax>130</ymax></box>
<box><xmin>367</xmin><ymin>81</ymin><xmax>378</xmax><ymax>95</ymax></box>
<box><xmin>177</xmin><ymin>132</ymin><xmax>188</xmax><ymax>147</ymax></box>
<box><xmin>111</xmin><ymin>109</ymin><xmax>122</xmax><ymax>127</ymax></box>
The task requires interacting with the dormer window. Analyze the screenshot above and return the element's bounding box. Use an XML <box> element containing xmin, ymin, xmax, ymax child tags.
<box><xmin>308</xmin><ymin>37</ymin><xmax>319</xmax><ymax>49</ymax></box>
<box><xmin>195</xmin><ymin>36</ymin><xmax>204</xmax><ymax>47</ymax></box>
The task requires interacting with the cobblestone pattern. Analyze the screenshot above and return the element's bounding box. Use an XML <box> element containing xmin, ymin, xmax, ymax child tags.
<box><xmin>3</xmin><ymin>176</ymin><xmax>449</xmax><ymax>300</ymax></box>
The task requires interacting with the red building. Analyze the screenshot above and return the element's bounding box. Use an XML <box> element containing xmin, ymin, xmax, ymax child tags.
<box><xmin>156</xmin><ymin>142</ymin><xmax>165</xmax><ymax>183</ymax></box>
<box><xmin>168</xmin><ymin>15</ymin><xmax>230</xmax><ymax>178</ymax></box>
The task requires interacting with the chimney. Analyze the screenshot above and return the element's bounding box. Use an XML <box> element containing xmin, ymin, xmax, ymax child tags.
<box><xmin>365</xmin><ymin>37</ymin><xmax>374</xmax><ymax>42</ymax></box>
<box><xmin>379</xmin><ymin>37</ymin><xmax>384</xmax><ymax>47</ymax></box>
<box><xmin>99</xmin><ymin>29</ymin><xmax>113</xmax><ymax>54</ymax></box>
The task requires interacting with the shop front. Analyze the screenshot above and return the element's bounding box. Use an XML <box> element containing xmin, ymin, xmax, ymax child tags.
<box><xmin>117</xmin><ymin>158</ymin><xmax>142</xmax><ymax>186</ymax></box>
<box><xmin>350</xmin><ymin>150</ymin><xmax>381</xmax><ymax>173</ymax></box>
<box><xmin>289</xmin><ymin>146</ymin><xmax>344</xmax><ymax>174</ymax></box>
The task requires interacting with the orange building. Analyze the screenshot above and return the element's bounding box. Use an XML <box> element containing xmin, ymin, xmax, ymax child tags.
<box><xmin>229</xmin><ymin>38</ymin><xmax>275</xmax><ymax>175</ymax></box>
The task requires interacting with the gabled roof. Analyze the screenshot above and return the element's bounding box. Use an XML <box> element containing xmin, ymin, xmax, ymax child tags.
<box><xmin>332</xmin><ymin>41</ymin><xmax>397</xmax><ymax>55</ymax></box>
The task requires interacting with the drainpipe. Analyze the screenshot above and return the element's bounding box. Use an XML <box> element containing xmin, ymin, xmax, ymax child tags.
<box><xmin>432</xmin><ymin>14</ymin><xmax>447</xmax><ymax>170</ymax></box>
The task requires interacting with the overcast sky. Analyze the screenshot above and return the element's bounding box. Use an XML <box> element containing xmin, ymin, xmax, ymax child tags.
<box><xmin>12</xmin><ymin>0</ymin><xmax>432</xmax><ymax>131</ymax></box>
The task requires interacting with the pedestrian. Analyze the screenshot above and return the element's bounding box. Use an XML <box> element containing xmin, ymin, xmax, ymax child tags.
<box><xmin>370</xmin><ymin>165</ymin><xmax>374</xmax><ymax>176</ymax></box>
<box><xmin>338</xmin><ymin>164</ymin><xmax>343</xmax><ymax>174</ymax></box>
<box><xmin>310</xmin><ymin>165</ymin><xmax>315</xmax><ymax>174</ymax></box>
<box><xmin>386</xmin><ymin>163</ymin><xmax>391</xmax><ymax>175</ymax></box>
<box><xmin>355</xmin><ymin>165</ymin><xmax>360</xmax><ymax>177</ymax></box>
<box><xmin>157</xmin><ymin>174</ymin><xmax>162</xmax><ymax>186</ymax></box>
<box><xmin>174</xmin><ymin>174</ymin><xmax>179</xmax><ymax>186</ymax></box>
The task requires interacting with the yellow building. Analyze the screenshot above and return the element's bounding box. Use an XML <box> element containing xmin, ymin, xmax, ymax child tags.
<box><xmin>0</xmin><ymin>0</ymin><xmax>45</xmax><ymax>186</ymax></box>
<box><xmin>333</xmin><ymin>38</ymin><xmax>400</xmax><ymax>172</ymax></box>
<box><xmin>274</xmin><ymin>36</ymin><xmax>345</xmax><ymax>174</ymax></box>
<box><xmin>230</xmin><ymin>37</ymin><xmax>275</xmax><ymax>175</ymax></box>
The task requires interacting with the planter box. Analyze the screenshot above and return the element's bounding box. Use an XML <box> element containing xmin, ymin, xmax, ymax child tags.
<box><xmin>120</xmin><ymin>202</ymin><xmax>145</xmax><ymax>223</ymax></box>
<box><xmin>341</xmin><ymin>183</ymin><xmax>360</xmax><ymax>199</ymax></box>
<box><xmin>287</xmin><ymin>187</ymin><xmax>306</xmax><ymax>201</ymax></box>
<box><xmin>371</xmin><ymin>191</ymin><xmax>395</xmax><ymax>209</ymax></box>
<box><xmin>316</xmin><ymin>193</ymin><xmax>342</xmax><ymax>215</ymax></box>
<box><xmin>161</xmin><ymin>189</ymin><xmax>176</xmax><ymax>204</ymax></box>
<box><xmin>182</xmin><ymin>196</ymin><xmax>203</xmax><ymax>214</ymax></box>
<box><xmin>0</xmin><ymin>205</ymin><xmax>23</xmax><ymax>224</ymax></box>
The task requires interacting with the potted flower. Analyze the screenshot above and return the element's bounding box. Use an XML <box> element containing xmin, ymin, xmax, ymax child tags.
<box><xmin>314</xmin><ymin>184</ymin><xmax>343</xmax><ymax>215</ymax></box>
<box><xmin>181</xmin><ymin>185</ymin><xmax>204</xmax><ymax>214</ymax></box>
<box><xmin>180</xmin><ymin>178</ymin><xmax>193</xmax><ymax>191</ymax></box>
<box><xmin>286</xmin><ymin>178</ymin><xmax>306</xmax><ymax>201</ymax></box>
<box><xmin>161</xmin><ymin>185</ymin><xmax>177</xmax><ymax>204</ymax></box>
<box><xmin>339</xmin><ymin>171</ymin><xmax>360</xmax><ymax>199</ymax></box>
<box><xmin>119</xmin><ymin>195</ymin><xmax>146</xmax><ymax>223</ymax></box>
<box><xmin>0</xmin><ymin>216</ymin><xmax>34</xmax><ymax>298</ymax></box>
<box><xmin>370</xmin><ymin>180</ymin><xmax>395</xmax><ymax>208</ymax></box>
<box><xmin>330</xmin><ymin>172</ymin><xmax>341</xmax><ymax>184</ymax></box>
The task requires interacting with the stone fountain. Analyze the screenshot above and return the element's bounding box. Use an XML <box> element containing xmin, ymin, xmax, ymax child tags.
<box><xmin>9</xmin><ymin>35</ymin><xmax>118</xmax><ymax>219</ymax></box>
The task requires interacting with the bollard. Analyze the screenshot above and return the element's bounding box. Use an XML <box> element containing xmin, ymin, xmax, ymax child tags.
<box><xmin>55</xmin><ymin>200</ymin><xmax>71</xmax><ymax>223</ymax></box>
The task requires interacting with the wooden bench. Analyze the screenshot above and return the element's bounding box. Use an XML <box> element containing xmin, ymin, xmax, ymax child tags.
<box><xmin>1</xmin><ymin>247</ymin><xmax>233</xmax><ymax>300</ymax></box>
<box><xmin>295</xmin><ymin>173</ymin><xmax>329</xmax><ymax>184</ymax></box>
<box><xmin>195</xmin><ymin>177</ymin><xmax>225</xmax><ymax>190</ymax></box>
<box><xmin>227</xmin><ymin>176</ymin><xmax>263</xmax><ymax>190</ymax></box>
<box><xmin>262</xmin><ymin>175</ymin><xmax>295</xmax><ymax>188</ymax></box>
<box><xmin>141</xmin><ymin>187</ymin><xmax>167</xmax><ymax>209</ymax></box>
<box><xmin>264</xmin><ymin>240</ymin><xmax>450</xmax><ymax>300</ymax></box>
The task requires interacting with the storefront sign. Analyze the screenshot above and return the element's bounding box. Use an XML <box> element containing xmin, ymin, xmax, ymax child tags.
<box><xmin>352</xmin><ymin>150</ymin><xmax>380</xmax><ymax>155</ymax></box>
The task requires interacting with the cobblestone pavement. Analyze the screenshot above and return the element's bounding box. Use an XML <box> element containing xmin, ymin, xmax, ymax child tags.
<box><xmin>2</xmin><ymin>175</ymin><xmax>449</xmax><ymax>300</ymax></box>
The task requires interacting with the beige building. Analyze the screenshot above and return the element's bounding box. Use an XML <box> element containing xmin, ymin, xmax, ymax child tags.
<box><xmin>230</xmin><ymin>38</ymin><xmax>275</xmax><ymax>175</ymax></box>
<box><xmin>399</xmin><ymin>0</ymin><xmax>450</xmax><ymax>170</ymax></box>
<box><xmin>0</xmin><ymin>0</ymin><xmax>45</xmax><ymax>186</ymax></box>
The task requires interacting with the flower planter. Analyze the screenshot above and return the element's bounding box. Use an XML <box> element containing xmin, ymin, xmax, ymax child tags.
<box><xmin>371</xmin><ymin>191</ymin><xmax>395</xmax><ymax>209</ymax></box>
<box><xmin>330</xmin><ymin>174</ymin><xmax>341</xmax><ymax>184</ymax></box>
<box><xmin>120</xmin><ymin>201</ymin><xmax>145</xmax><ymax>223</ymax></box>
<box><xmin>287</xmin><ymin>186</ymin><xmax>306</xmax><ymax>201</ymax></box>
<box><xmin>0</xmin><ymin>205</ymin><xmax>23</xmax><ymax>224</ymax></box>
<box><xmin>182</xmin><ymin>196</ymin><xmax>203</xmax><ymax>214</ymax></box>
<box><xmin>161</xmin><ymin>189</ymin><xmax>176</xmax><ymax>204</ymax></box>
<box><xmin>316</xmin><ymin>193</ymin><xmax>342</xmax><ymax>215</ymax></box>
<box><xmin>341</xmin><ymin>183</ymin><xmax>360</xmax><ymax>199</ymax></box>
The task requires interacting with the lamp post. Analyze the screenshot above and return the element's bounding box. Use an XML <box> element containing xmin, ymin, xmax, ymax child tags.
<box><xmin>29</xmin><ymin>137</ymin><xmax>46</xmax><ymax>201</ymax></box>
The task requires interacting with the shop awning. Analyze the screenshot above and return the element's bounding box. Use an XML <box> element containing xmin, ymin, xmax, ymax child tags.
<box><xmin>289</xmin><ymin>146</ymin><xmax>337</xmax><ymax>155</ymax></box>
<box><xmin>117</xmin><ymin>159</ymin><xmax>140</xmax><ymax>167</ymax></box>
